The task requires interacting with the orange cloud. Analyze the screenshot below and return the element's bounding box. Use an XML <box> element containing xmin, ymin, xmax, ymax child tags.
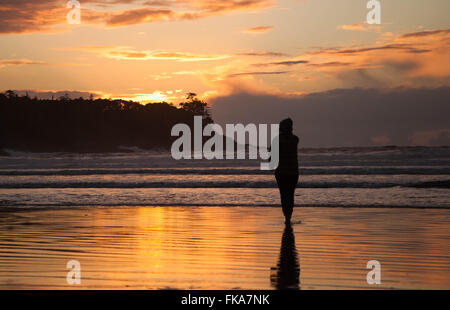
<box><xmin>300</xmin><ymin>28</ymin><xmax>450</xmax><ymax>82</ymax></box>
<box><xmin>242</xmin><ymin>26</ymin><xmax>274</xmax><ymax>34</ymax></box>
<box><xmin>0</xmin><ymin>1</ymin><xmax>66</xmax><ymax>34</ymax></box>
<box><xmin>0</xmin><ymin>59</ymin><xmax>45</xmax><ymax>68</ymax></box>
<box><xmin>340</xmin><ymin>23</ymin><xmax>366</xmax><ymax>31</ymax></box>
<box><xmin>308</xmin><ymin>61</ymin><xmax>351</xmax><ymax>68</ymax></box>
<box><xmin>0</xmin><ymin>0</ymin><xmax>274</xmax><ymax>34</ymax></box>
<box><xmin>228</xmin><ymin>70</ymin><xmax>289</xmax><ymax>78</ymax></box>
<box><xmin>60</xmin><ymin>46</ymin><xmax>230</xmax><ymax>61</ymax></box>
<box><xmin>400</xmin><ymin>29</ymin><xmax>450</xmax><ymax>39</ymax></box>
<box><xmin>297</xmin><ymin>76</ymin><xmax>315</xmax><ymax>82</ymax></box>
<box><xmin>338</xmin><ymin>23</ymin><xmax>381</xmax><ymax>32</ymax></box>
<box><xmin>204</xmin><ymin>28</ymin><xmax>450</xmax><ymax>96</ymax></box>
<box><xmin>102</xmin><ymin>9</ymin><xmax>175</xmax><ymax>26</ymax></box>
<box><xmin>253</xmin><ymin>60</ymin><xmax>308</xmax><ymax>67</ymax></box>
<box><xmin>234</xmin><ymin>51</ymin><xmax>288</xmax><ymax>57</ymax></box>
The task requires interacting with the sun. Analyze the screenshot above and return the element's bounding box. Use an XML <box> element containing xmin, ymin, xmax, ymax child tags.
<box><xmin>120</xmin><ymin>91</ymin><xmax>170</xmax><ymax>103</ymax></box>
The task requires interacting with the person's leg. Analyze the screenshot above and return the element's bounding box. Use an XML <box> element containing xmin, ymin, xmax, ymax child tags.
<box><xmin>276</xmin><ymin>174</ymin><xmax>290</xmax><ymax>222</ymax></box>
<box><xmin>285</xmin><ymin>174</ymin><xmax>299</xmax><ymax>222</ymax></box>
<box><xmin>284</xmin><ymin>187</ymin><xmax>293</xmax><ymax>223</ymax></box>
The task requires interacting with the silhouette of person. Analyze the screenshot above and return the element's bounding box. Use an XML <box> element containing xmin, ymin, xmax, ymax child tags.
<box><xmin>270</xmin><ymin>224</ymin><xmax>300</xmax><ymax>289</ymax></box>
<box><xmin>275</xmin><ymin>118</ymin><xmax>299</xmax><ymax>224</ymax></box>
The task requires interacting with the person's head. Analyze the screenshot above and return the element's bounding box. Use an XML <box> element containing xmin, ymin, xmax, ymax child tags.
<box><xmin>279</xmin><ymin>118</ymin><xmax>293</xmax><ymax>134</ymax></box>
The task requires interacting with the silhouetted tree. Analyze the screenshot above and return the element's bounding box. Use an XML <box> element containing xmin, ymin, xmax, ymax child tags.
<box><xmin>179</xmin><ymin>93</ymin><xmax>213</xmax><ymax>124</ymax></box>
<box><xmin>0</xmin><ymin>91</ymin><xmax>213</xmax><ymax>152</ymax></box>
<box><xmin>5</xmin><ymin>90</ymin><xmax>16</xmax><ymax>99</ymax></box>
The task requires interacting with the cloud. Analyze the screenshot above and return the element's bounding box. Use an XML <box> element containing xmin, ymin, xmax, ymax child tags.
<box><xmin>193</xmin><ymin>28</ymin><xmax>450</xmax><ymax>99</ymax></box>
<box><xmin>308</xmin><ymin>61</ymin><xmax>351</xmax><ymax>68</ymax></box>
<box><xmin>311</xmin><ymin>43</ymin><xmax>431</xmax><ymax>56</ymax></box>
<box><xmin>211</xmin><ymin>28</ymin><xmax>449</xmax><ymax>92</ymax></box>
<box><xmin>0</xmin><ymin>0</ymin><xmax>274</xmax><ymax>34</ymax></box>
<box><xmin>294</xmin><ymin>28</ymin><xmax>450</xmax><ymax>86</ymax></box>
<box><xmin>339</xmin><ymin>23</ymin><xmax>366</xmax><ymax>31</ymax></box>
<box><xmin>103</xmin><ymin>8</ymin><xmax>175</xmax><ymax>26</ymax></box>
<box><xmin>148</xmin><ymin>73</ymin><xmax>173</xmax><ymax>80</ymax></box>
<box><xmin>234</xmin><ymin>51</ymin><xmax>288</xmax><ymax>57</ymax></box>
<box><xmin>400</xmin><ymin>29</ymin><xmax>450</xmax><ymax>38</ymax></box>
<box><xmin>253</xmin><ymin>60</ymin><xmax>309</xmax><ymax>67</ymax></box>
<box><xmin>188</xmin><ymin>0</ymin><xmax>273</xmax><ymax>14</ymax></box>
<box><xmin>227</xmin><ymin>70</ymin><xmax>289</xmax><ymax>78</ymax></box>
<box><xmin>338</xmin><ymin>23</ymin><xmax>381</xmax><ymax>32</ymax></box>
<box><xmin>61</xmin><ymin>46</ymin><xmax>230</xmax><ymax>61</ymax></box>
<box><xmin>0</xmin><ymin>59</ymin><xmax>46</xmax><ymax>68</ymax></box>
<box><xmin>149</xmin><ymin>51</ymin><xmax>229</xmax><ymax>61</ymax></box>
<box><xmin>297</xmin><ymin>76</ymin><xmax>315</xmax><ymax>82</ymax></box>
<box><xmin>59</xmin><ymin>46</ymin><xmax>290</xmax><ymax>66</ymax></box>
<box><xmin>0</xmin><ymin>0</ymin><xmax>66</xmax><ymax>34</ymax></box>
<box><xmin>0</xmin><ymin>57</ymin><xmax>92</xmax><ymax>69</ymax></box>
<box><xmin>241</xmin><ymin>25</ymin><xmax>274</xmax><ymax>34</ymax></box>
<box><xmin>209</xmin><ymin>86</ymin><xmax>450</xmax><ymax>147</ymax></box>
<box><xmin>167</xmin><ymin>28</ymin><xmax>450</xmax><ymax>97</ymax></box>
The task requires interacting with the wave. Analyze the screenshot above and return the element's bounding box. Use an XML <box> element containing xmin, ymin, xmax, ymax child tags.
<box><xmin>3</xmin><ymin>145</ymin><xmax>449</xmax><ymax>155</ymax></box>
<box><xmin>1</xmin><ymin>166</ymin><xmax>450</xmax><ymax>176</ymax></box>
<box><xmin>1</xmin><ymin>180</ymin><xmax>449</xmax><ymax>189</ymax></box>
<box><xmin>1</xmin><ymin>202</ymin><xmax>449</xmax><ymax>209</ymax></box>
<box><xmin>406</xmin><ymin>180</ymin><xmax>450</xmax><ymax>188</ymax></box>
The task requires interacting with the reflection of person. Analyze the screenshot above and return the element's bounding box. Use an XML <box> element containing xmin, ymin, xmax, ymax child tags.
<box><xmin>270</xmin><ymin>224</ymin><xmax>300</xmax><ymax>289</ymax></box>
<box><xmin>274</xmin><ymin>118</ymin><xmax>299</xmax><ymax>224</ymax></box>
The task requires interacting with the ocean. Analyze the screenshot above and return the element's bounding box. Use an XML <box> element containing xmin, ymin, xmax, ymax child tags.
<box><xmin>0</xmin><ymin>146</ymin><xmax>449</xmax><ymax>208</ymax></box>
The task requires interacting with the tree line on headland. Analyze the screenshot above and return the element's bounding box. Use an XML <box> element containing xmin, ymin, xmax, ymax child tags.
<box><xmin>0</xmin><ymin>91</ymin><xmax>213</xmax><ymax>153</ymax></box>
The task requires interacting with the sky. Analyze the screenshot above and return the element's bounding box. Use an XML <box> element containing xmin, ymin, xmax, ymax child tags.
<box><xmin>0</xmin><ymin>0</ymin><xmax>449</xmax><ymax>147</ymax></box>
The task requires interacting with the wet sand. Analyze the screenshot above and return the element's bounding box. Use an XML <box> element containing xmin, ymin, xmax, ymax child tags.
<box><xmin>0</xmin><ymin>206</ymin><xmax>449</xmax><ymax>289</ymax></box>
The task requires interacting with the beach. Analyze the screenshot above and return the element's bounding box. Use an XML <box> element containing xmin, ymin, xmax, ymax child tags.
<box><xmin>0</xmin><ymin>147</ymin><xmax>449</xmax><ymax>289</ymax></box>
<box><xmin>0</xmin><ymin>205</ymin><xmax>449</xmax><ymax>290</ymax></box>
